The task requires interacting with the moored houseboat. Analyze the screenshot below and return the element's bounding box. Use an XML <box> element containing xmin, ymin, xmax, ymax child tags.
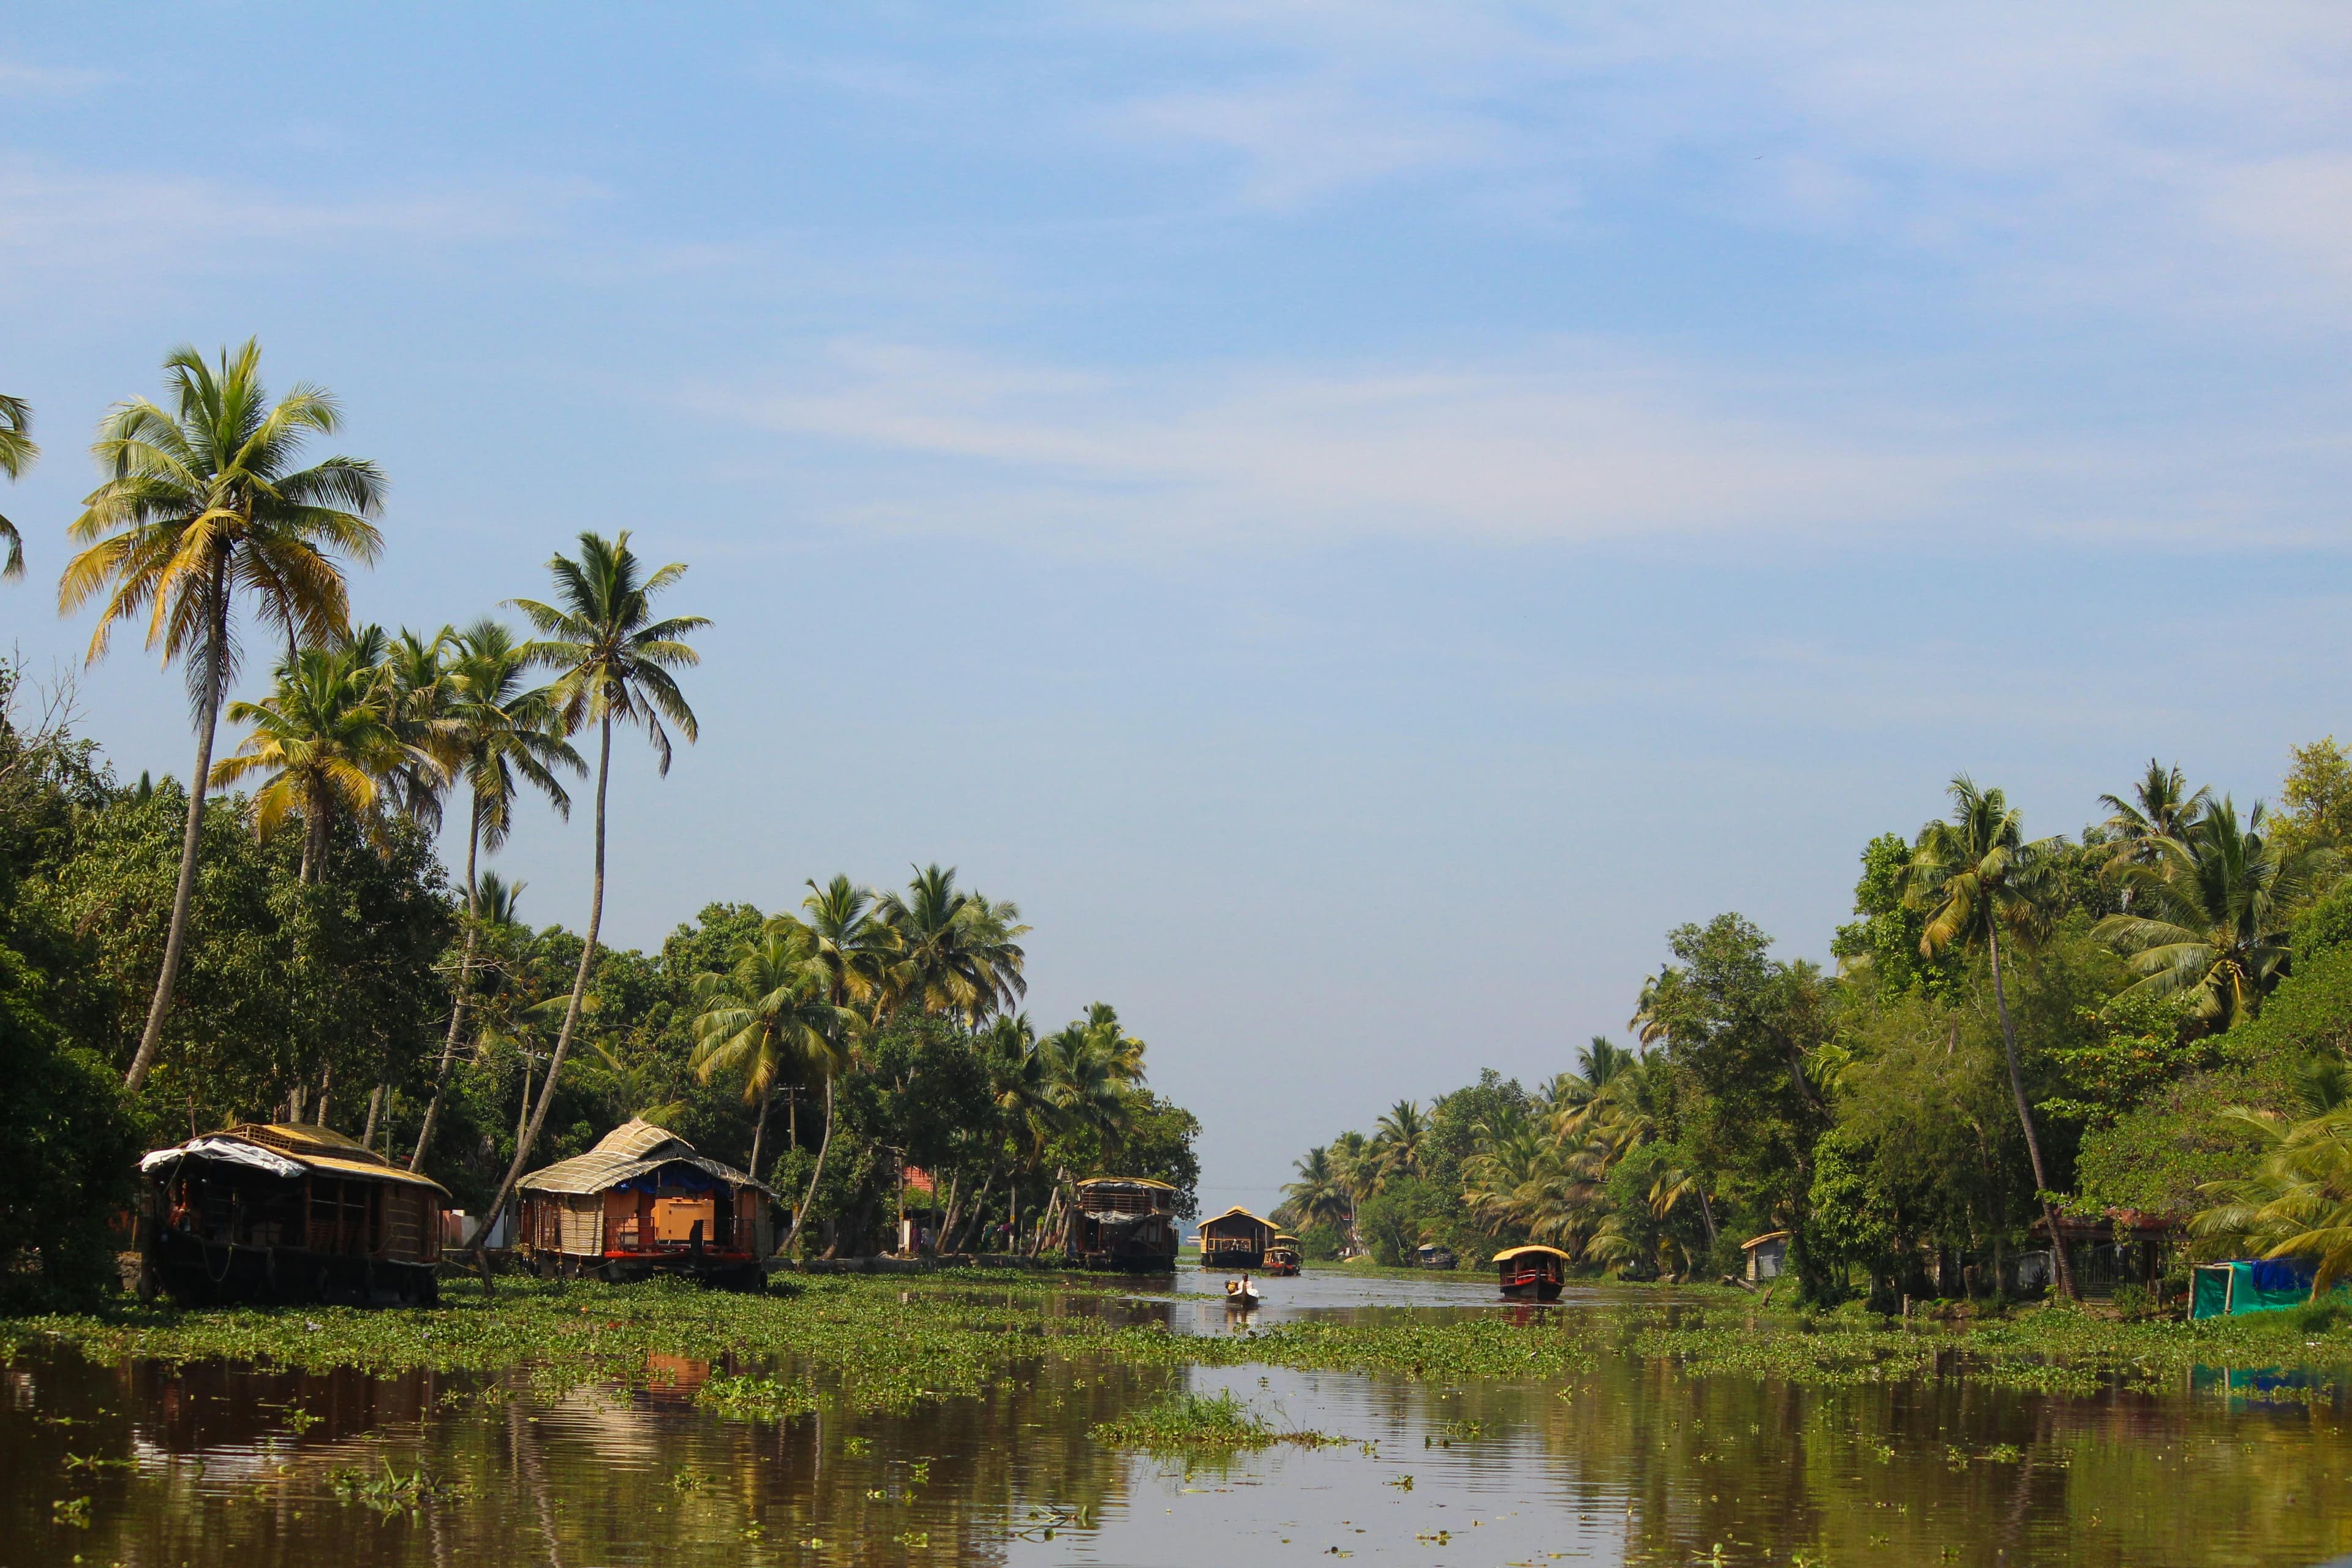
<box><xmin>1262</xmin><ymin>1233</ymin><xmax>1302</xmax><ymax>1275</ymax></box>
<box><xmin>516</xmin><ymin>1118</ymin><xmax>775</xmax><ymax>1286</ymax></box>
<box><xmin>137</xmin><ymin>1123</ymin><xmax>448</xmax><ymax>1307</ymax></box>
<box><xmin>1067</xmin><ymin>1176</ymin><xmax>1181</xmax><ymax>1271</ymax></box>
<box><xmin>1494</xmin><ymin>1244</ymin><xmax>1569</xmax><ymax>1301</ymax></box>
<box><xmin>1195</xmin><ymin>1205</ymin><xmax>1276</xmax><ymax>1270</ymax></box>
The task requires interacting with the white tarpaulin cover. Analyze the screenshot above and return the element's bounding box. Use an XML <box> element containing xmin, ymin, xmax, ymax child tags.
<box><xmin>140</xmin><ymin>1137</ymin><xmax>306</xmax><ymax>1180</ymax></box>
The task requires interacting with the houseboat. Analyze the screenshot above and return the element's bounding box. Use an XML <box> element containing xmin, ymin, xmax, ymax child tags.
<box><xmin>515</xmin><ymin>1118</ymin><xmax>775</xmax><ymax>1286</ymax></box>
<box><xmin>1494</xmin><ymin>1244</ymin><xmax>1568</xmax><ymax>1301</ymax></box>
<box><xmin>137</xmin><ymin>1123</ymin><xmax>448</xmax><ymax>1307</ymax></box>
<box><xmin>1262</xmin><ymin>1233</ymin><xmax>1302</xmax><ymax>1276</ymax></box>
<box><xmin>1066</xmin><ymin>1176</ymin><xmax>1182</xmax><ymax>1271</ymax></box>
<box><xmin>1195</xmin><ymin>1205</ymin><xmax>1276</xmax><ymax>1270</ymax></box>
<box><xmin>1417</xmin><ymin>1243</ymin><xmax>1457</xmax><ymax>1270</ymax></box>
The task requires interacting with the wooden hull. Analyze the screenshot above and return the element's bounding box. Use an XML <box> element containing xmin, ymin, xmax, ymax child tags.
<box><xmin>1073</xmin><ymin>1246</ymin><xmax>1178</xmax><ymax>1274</ymax></box>
<box><xmin>146</xmin><ymin>1229</ymin><xmax>438</xmax><ymax>1308</ymax></box>
<box><xmin>1499</xmin><ymin>1274</ymin><xmax>1562</xmax><ymax>1302</ymax></box>
<box><xmin>1223</xmin><ymin>1289</ymin><xmax>1261</xmax><ymax>1309</ymax></box>
<box><xmin>1262</xmin><ymin>1261</ymin><xmax>1299</xmax><ymax>1276</ymax></box>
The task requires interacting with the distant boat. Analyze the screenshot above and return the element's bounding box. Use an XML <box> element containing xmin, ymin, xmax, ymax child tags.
<box><xmin>1262</xmin><ymin>1234</ymin><xmax>1302</xmax><ymax>1276</ymax></box>
<box><xmin>1494</xmin><ymin>1245</ymin><xmax>1569</xmax><ymax>1302</ymax></box>
<box><xmin>1417</xmin><ymin>1243</ymin><xmax>1457</xmax><ymax>1270</ymax></box>
<box><xmin>1224</xmin><ymin>1278</ymin><xmax>1262</xmax><ymax>1310</ymax></box>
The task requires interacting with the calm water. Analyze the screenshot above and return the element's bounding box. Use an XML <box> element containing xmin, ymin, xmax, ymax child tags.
<box><xmin>6</xmin><ymin>1272</ymin><xmax>2350</xmax><ymax>1567</ymax></box>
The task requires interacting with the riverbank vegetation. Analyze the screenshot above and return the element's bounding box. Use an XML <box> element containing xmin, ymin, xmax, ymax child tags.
<box><xmin>0</xmin><ymin>345</ymin><xmax>1197</xmax><ymax>1308</ymax></box>
<box><xmin>1278</xmin><ymin>763</ymin><xmax>2352</xmax><ymax>1308</ymax></box>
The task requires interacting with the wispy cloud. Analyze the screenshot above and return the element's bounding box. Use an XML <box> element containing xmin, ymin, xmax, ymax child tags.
<box><xmin>0</xmin><ymin>59</ymin><xmax>113</xmax><ymax>96</ymax></box>
<box><xmin>0</xmin><ymin>160</ymin><xmax>603</xmax><ymax>276</ymax></box>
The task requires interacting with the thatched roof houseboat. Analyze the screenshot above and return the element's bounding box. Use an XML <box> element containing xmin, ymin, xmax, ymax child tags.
<box><xmin>516</xmin><ymin>1119</ymin><xmax>775</xmax><ymax>1285</ymax></box>
<box><xmin>137</xmin><ymin>1123</ymin><xmax>448</xmax><ymax>1306</ymax></box>
<box><xmin>1067</xmin><ymin>1176</ymin><xmax>1180</xmax><ymax>1272</ymax></box>
<box><xmin>1194</xmin><ymin>1205</ymin><xmax>1275</xmax><ymax>1270</ymax></box>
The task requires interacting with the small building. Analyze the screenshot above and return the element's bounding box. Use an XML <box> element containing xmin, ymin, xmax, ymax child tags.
<box><xmin>1741</xmin><ymin>1230</ymin><xmax>1790</xmax><ymax>1284</ymax></box>
<box><xmin>2027</xmin><ymin>1210</ymin><xmax>2179</xmax><ymax>1300</ymax></box>
<box><xmin>1195</xmin><ymin>1205</ymin><xmax>1276</xmax><ymax>1270</ymax></box>
<box><xmin>137</xmin><ymin>1123</ymin><xmax>448</xmax><ymax>1306</ymax></box>
<box><xmin>516</xmin><ymin>1118</ymin><xmax>775</xmax><ymax>1285</ymax></box>
<box><xmin>1068</xmin><ymin>1177</ymin><xmax>1180</xmax><ymax>1272</ymax></box>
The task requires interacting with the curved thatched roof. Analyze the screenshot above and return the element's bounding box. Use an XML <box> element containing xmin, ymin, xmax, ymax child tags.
<box><xmin>518</xmin><ymin>1118</ymin><xmax>776</xmax><ymax>1199</ymax></box>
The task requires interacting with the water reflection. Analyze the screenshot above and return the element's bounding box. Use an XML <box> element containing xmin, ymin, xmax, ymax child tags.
<box><xmin>7</xmin><ymin>1285</ymin><xmax>2352</xmax><ymax>1568</ymax></box>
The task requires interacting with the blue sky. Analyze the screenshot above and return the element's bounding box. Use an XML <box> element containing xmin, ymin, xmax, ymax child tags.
<box><xmin>4</xmin><ymin>5</ymin><xmax>2349</xmax><ymax>1218</ymax></box>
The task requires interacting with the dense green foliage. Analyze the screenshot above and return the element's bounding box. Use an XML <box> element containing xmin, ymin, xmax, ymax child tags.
<box><xmin>1281</xmin><ymin>757</ymin><xmax>2352</xmax><ymax>1305</ymax></box>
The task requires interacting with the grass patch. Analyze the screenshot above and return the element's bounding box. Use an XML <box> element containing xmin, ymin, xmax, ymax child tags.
<box><xmin>1090</xmin><ymin>1390</ymin><xmax>1341</xmax><ymax>1454</ymax></box>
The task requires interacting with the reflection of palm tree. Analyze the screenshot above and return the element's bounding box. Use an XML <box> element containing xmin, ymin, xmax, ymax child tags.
<box><xmin>61</xmin><ymin>341</ymin><xmax>385</xmax><ymax>1091</ymax></box>
<box><xmin>1907</xmin><ymin>774</ymin><xmax>2075</xmax><ymax>1298</ymax></box>
<box><xmin>466</xmin><ymin>531</ymin><xmax>705</xmax><ymax>1258</ymax></box>
<box><xmin>2097</xmin><ymin>797</ymin><xmax>2335</xmax><ymax>1030</ymax></box>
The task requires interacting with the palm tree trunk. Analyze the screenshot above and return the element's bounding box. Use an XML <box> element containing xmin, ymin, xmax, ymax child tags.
<box><xmin>780</xmin><ymin>1076</ymin><xmax>834</xmax><ymax>1258</ymax></box>
<box><xmin>124</xmin><ymin>571</ymin><xmax>228</xmax><ymax>1094</ymax></box>
<box><xmin>1988</xmin><ymin>924</ymin><xmax>2077</xmax><ymax>1299</ymax></box>
<box><xmin>748</xmin><ymin>1078</ymin><xmax>774</xmax><ymax>1185</ymax></box>
<box><xmin>409</xmin><ymin>812</ymin><xmax>483</xmax><ymax>1170</ymax></box>
<box><xmin>466</xmin><ymin>714</ymin><xmax>609</xmax><ymax>1259</ymax></box>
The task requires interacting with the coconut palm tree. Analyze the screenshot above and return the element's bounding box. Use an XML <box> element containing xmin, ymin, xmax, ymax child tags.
<box><xmin>407</xmin><ymin>620</ymin><xmax>581</xmax><ymax>1172</ymax></box>
<box><xmin>688</xmin><ymin>930</ymin><xmax>859</xmax><ymax>1187</ymax></box>
<box><xmin>1284</xmin><ymin>1146</ymin><xmax>1352</xmax><ymax>1234</ymax></box>
<box><xmin>2098</xmin><ymin>760</ymin><xmax>2212</xmax><ymax>899</ymax></box>
<box><xmin>0</xmin><ymin>393</ymin><xmax>36</xmax><ymax>579</ymax></box>
<box><xmin>2193</xmin><ymin>1102</ymin><xmax>2352</xmax><ymax>1291</ymax></box>
<box><xmin>873</xmin><ymin>865</ymin><xmax>1028</xmax><ymax>1025</ymax></box>
<box><xmin>1904</xmin><ymin>774</ymin><xmax>2076</xmax><ymax>1296</ymax></box>
<box><xmin>61</xmin><ymin>343</ymin><xmax>385</xmax><ymax>1091</ymax></box>
<box><xmin>1082</xmin><ymin>1001</ymin><xmax>1148</xmax><ymax>1082</ymax></box>
<box><xmin>1041</xmin><ymin>1017</ymin><xmax>1129</xmax><ymax>1156</ymax></box>
<box><xmin>463</xmin><ymin>530</ymin><xmax>705</xmax><ymax>1259</ymax></box>
<box><xmin>2096</xmin><ymin>797</ymin><xmax>2337</xmax><ymax>1030</ymax></box>
<box><xmin>1371</xmin><ymin>1099</ymin><xmax>1428</xmax><ymax>1184</ymax></box>
<box><xmin>208</xmin><ymin>644</ymin><xmax>440</xmax><ymax>883</ymax></box>
<box><xmin>781</xmin><ymin>874</ymin><xmax>892</xmax><ymax>1020</ymax></box>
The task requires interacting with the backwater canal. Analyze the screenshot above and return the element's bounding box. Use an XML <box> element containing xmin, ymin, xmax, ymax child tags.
<box><xmin>4</xmin><ymin>1271</ymin><xmax>2347</xmax><ymax>1568</ymax></box>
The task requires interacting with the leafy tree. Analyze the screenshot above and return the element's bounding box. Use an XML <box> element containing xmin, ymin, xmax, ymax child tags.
<box><xmin>2274</xmin><ymin>737</ymin><xmax>2352</xmax><ymax>862</ymax></box>
<box><xmin>466</xmin><ymin>530</ymin><xmax>706</xmax><ymax>1257</ymax></box>
<box><xmin>59</xmin><ymin>341</ymin><xmax>385</xmax><ymax>1093</ymax></box>
<box><xmin>1833</xmin><ymin>832</ymin><xmax>1960</xmax><ymax>998</ymax></box>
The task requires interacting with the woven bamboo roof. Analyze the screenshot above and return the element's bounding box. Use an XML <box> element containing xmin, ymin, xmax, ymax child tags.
<box><xmin>151</xmin><ymin>1123</ymin><xmax>450</xmax><ymax>1196</ymax></box>
<box><xmin>518</xmin><ymin>1118</ymin><xmax>775</xmax><ymax>1199</ymax></box>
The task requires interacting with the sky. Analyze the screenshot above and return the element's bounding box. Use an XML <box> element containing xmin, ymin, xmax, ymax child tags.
<box><xmin>3</xmin><ymin>4</ymin><xmax>2350</xmax><ymax>1221</ymax></box>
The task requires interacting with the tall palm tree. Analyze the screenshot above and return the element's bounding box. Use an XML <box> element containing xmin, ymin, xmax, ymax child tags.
<box><xmin>1283</xmin><ymin>1146</ymin><xmax>1352</xmax><ymax>1233</ymax></box>
<box><xmin>1040</xmin><ymin>1017</ymin><xmax>1129</xmax><ymax>1157</ymax></box>
<box><xmin>688</xmin><ymin>931</ymin><xmax>858</xmax><ymax>1187</ymax></box>
<box><xmin>2096</xmin><ymin>797</ymin><xmax>2336</xmax><ymax>1030</ymax></box>
<box><xmin>2098</xmin><ymin>759</ymin><xmax>2212</xmax><ymax>896</ymax></box>
<box><xmin>1372</xmin><ymin>1099</ymin><xmax>1428</xmax><ymax>1184</ymax></box>
<box><xmin>59</xmin><ymin>341</ymin><xmax>384</xmax><ymax>1091</ymax></box>
<box><xmin>463</xmin><ymin>530</ymin><xmax>705</xmax><ymax>1258</ymax></box>
<box><xmin>372</xmin><ymin>625</ymin><xmax>466</xmax><ymax>833</ymax></box>
<box><xmin>1904</xmin><ymin>774</ymin><xmax>2076</xmax><ymax>1297</ymax></box>
<box><xmin>407</xmin><ymin>620</ymin><xmax>581</xmax><ymax>1171</ymax></box>
<box><xmin>874</xmin><ymin>865</ymin><xmax>1029</xmax><ymax>1025</ymax></box>
<box><xmin>1329</xmin><ymin>1129</ymin><xmax>1373</xmax><ymax>1254</ymax></box>
<box><xmin>782</xmin><ymin>874</ymin><xmax>891</xmax><ymax>1020</ymax></box>
<box><xmin>208</xmin><ymin>644</ymin><xmax>439</xmax><ymax>883</ymax></box>
<box><xmin>1082</xmin><ymin>1001</ymin><xmax>1148</xmax><ymax>1082</ymax></box>
<box><xmin>0</xmin><ymin>392</ymin><xmax>36</xmax><ymax>579</ymax></box>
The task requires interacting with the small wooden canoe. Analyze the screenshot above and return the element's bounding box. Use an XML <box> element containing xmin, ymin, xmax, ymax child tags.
<box><xmin>1224</xmin><ymin>1280</ymin><xmax>1262</xmax><ymax>1309</ymax></box>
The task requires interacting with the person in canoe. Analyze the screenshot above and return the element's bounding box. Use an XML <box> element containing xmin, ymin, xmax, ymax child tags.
<box><xmin>1225</xmin><ymin>1271</ymin><xmax>1260</xmax><ymax>1308</ymax></box>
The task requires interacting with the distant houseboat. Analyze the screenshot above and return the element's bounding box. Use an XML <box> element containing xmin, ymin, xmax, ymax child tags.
<box><xmin>1494</xmin><ymin>1244</ymin><xmax>1568</xmax><ymax>1301</ymax></box>
<box><xmin>516</xmin><ymin>1119</ymin><xmax>775</xmax><ymax>1286</ymax></box>
<box><xmin>1195</xmin><ymin>1206</ymin><xmax>1276</xmax><ymax>1270</ymax></box>
<box><xmin>1417</xmin><ymin>1243</ymin><xmax>1457</xmax><ymax>1270</ymax></box>
<box><xmin>137</xmin><ymin>1123</ymin><xmax>448</xmax><ymax>1307</ymax></box>
<box><xmin>1263</xmin><ymin>1233</ymin><xmax>1302</xmax><ymax>1275</ymax></box>
<box><xmin>1067</xmin><ymin>1177</ymin><xmax>1181</xmax><ymax>1271</ymax></box>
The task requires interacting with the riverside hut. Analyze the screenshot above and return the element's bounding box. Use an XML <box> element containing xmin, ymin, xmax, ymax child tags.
<box><xmin>1740</xmin><ymin>1230</ymin><xmax>1790</xmax><ymax>1284</ymax></box>
<box><xmin>515</xmin><ymin>1118</ymin><xmax>775</xmax><ymax>1286</ymax></box>
<box><xmin>137</xmin><ymin>1124</ymin><xmax>448</xmax><ymax>1306</ymax></box>
<box><xmin>1194</xmin><ymin>1205</ymin><xmax>1275</xmax><ymax>1270</ymax></box>
<box><xmin>1067</xmin><ymin>1177</ymin><xmax>1181</xmax><ymax>1271</ymax></box>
